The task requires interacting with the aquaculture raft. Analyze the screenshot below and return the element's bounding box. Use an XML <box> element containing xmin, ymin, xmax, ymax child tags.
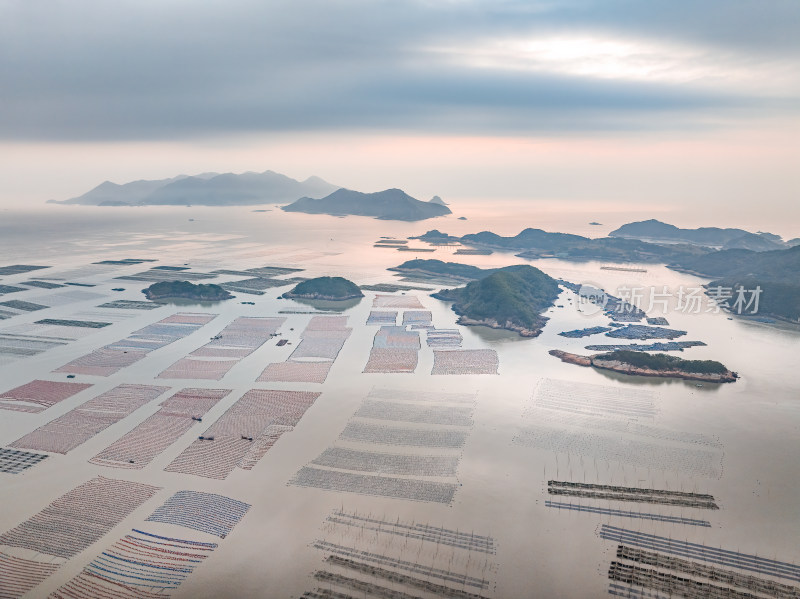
<box><xmin>55</xmin><ymin>312</ymin><xmax>217</xmax><ymax>376</ymax></box>
<box><xmin>164</xmin><ymin>389</ymin><xmax>321</xmax><ymax>479</ymax></box>
<box><xmin>145</xmin><ymin>490</ymin><xmax>251</xmax><ymax>538</ymax></box>
<box><xmin>10</xmin><ymin>384</ymin><xmax>168</xmax><ymax>454</ymax></box>
<box><xmin>0</xmin><ymin>379</ymin><xmax>93</xmax><ymax>414</ymax></box>
<box><xmin>90</xmin><ymin>388</ymin><xmax>231</xmax><ymax>469</ymax></box>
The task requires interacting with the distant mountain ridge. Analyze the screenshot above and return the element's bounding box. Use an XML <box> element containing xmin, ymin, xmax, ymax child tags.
<box><xmin>282</xmin><ymin>188</ymin><xmax>451</xmax><ymax>221</ymax></box>
<box><xmin>609</xmin><ymin>219</ymin><xmax>787</xmax><ymax>250</ymax></box>
<box><xmin>51</xmin><ymin>170</ymin><xmax>339</xmax><ymax>206</ymax></box>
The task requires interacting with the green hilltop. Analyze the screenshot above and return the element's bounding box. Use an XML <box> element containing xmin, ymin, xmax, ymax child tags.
<box><xmin>433</xmin><ymin>264</ymin><xmax>561</xmax><ymax>336</ymax></box>
<box><xmin>596</xmin><ymin>350</ymin><xmax>729</xmax><ymax>374</ymax></box>
<box><xmin>283</xmin><ymin>276</ymin><xmax>363</xmax><ymax>300</ymax></box>
<box><xmin>143</xmin><ymin>280</ymin><xmax>233</xmax><ymax>301</ymax></box>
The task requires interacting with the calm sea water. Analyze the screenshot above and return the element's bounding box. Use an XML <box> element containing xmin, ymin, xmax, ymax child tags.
<box><xmin>0</xmin><ymin>204</ymin><xmax>798</xmax><ymax>598</ymax></box>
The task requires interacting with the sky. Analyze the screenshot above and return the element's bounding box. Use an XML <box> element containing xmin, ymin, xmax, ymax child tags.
<box><xmin>1</xmin><ymin>0</ymin><xmax>799</xmax><ymax>230</ymax></box>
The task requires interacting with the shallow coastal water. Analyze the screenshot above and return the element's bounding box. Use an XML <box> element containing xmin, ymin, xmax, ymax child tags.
<box><xmin>0</xmin><ymin>203</ymin><xmax>798</xmax><ymax>598</ymax></box>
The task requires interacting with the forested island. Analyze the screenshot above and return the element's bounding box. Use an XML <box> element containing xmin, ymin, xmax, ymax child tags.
<box><xmin>433</xmin><ymin>264</ymin><xmax>561</xmax><ymax>337</ymax></box>
<box><xmin>282</xmin><ymin>276</ymin><xmax>364</xmax><ymax>301</ymax></box>
<box><xmin>52</xmin><ymin>170</ymin><xmax>338</xmax><ymax>206</ymax></box>
<box><xmin>389</xmin><ymin>259</ymin><xmax>494</xmax><ymax>282</ymax></box>
<box><xmin>143</xmin><ymin>281</ymin><xmax>233</xmax><ymax>301</ymax></box>
<box><xmin>609</xmin><ymin>219</ymin><xmax>790</xmax><ymax>250</ymax></box>
<box><xmin>407</xmin><ymin>225</ymin><xmax>800</xmax><ymax>322</ymax></box>
<box><xmin>674</xmin><ymin>245</ymin><xmax>800</xmax><ymax>322</ymax></box>
<box><xmin>283</xmin><ymin>188</ymin><xmax>451</xmax><ymax>221</ymax></box>
<box><xmin>550</xmin><ymin>349</ymin><xmax>738</xmax><ymax>383</ymax></box>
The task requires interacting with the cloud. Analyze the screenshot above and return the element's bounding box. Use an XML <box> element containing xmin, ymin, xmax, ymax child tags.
<box><xmin>1</xmin><ymin>0</ymin><xmax>798</xmax><ymax>141</ymax></box>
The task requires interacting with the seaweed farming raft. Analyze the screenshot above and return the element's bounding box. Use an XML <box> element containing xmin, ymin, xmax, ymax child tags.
<box><xmin>0</xmin><ymin>379</ymin><xmax>93</xmax><ymax>414</ymax></box>
<box><xmin>608</xmin><ymin>545</ymin><xmax>800</xmax><ymax>599</ymax></box>
<box><xmin>259</xmin><ymin>315</ymin><xmax>350</xmax><ymax>384</ymax></box>
<box><xmin>363</xmin><ymin>326</ymin><xmax>420</xmax><ymax>373</ymax></box>
<box><xmin>0</xmin><ymin>447</ymin><xmax>48</xmax><ymax>474</ymax></box>
<box><xmin>158</xmin><ymin>316</ymin><xmax>284</xmax><ymax>380</ymax></box>
<box><xmin>55</xmin><ymin>312</ymin><xmax>217</xmax><ymax>376</ymax></box>
<box><xmin>292</xmin><ymin>388</ymin><xmax>477</xmax><ymax>504</ymax></box>
<box><xmin>164</xmin><ymin>389</ymin><xmax>321</xmax><ymax>479</ymax></box>
<box><xmin>545</xmin><ymin>500</ymin><xmax>711</xmax><ymax>527</ymax></box>
<box><xmin>145</xmin><ymin>490</ymin><xmax>251</xmax><ymax>538</ymax></box>
<box><xmin>599</xmin><ymin>525</ymin><xmax>800</xmax><ymax>583</ymax></box>
<box><xmin>299</xmin><ymin>508</ymin><xmax>497</xmax><ymax>598</ymax></box>
<box><xmin>48</xmin><ymin>488</ymin><xmax>250</xmax><ymax>599</ymax></box>
<box><xmin>90</xmin><ymin>388</ymin><xmax>231</xmax><ymax>469</ymax></box>
<box><xmin>0</xmin><ymin>476</ymin><xmax>160</xmax><ymax>598</ymax></box>
<box><xmin>547</xmin><ymin>480</ymin><xmax>719</xmax><ymax>509</ymax></box>
<box><xmin>48</xmin><ymin>531</ymin><xmax>218</xmax><ymax>599</ymax></box>
<box><xmin>11</xmin><ymin>384</ymin><xmax>168</xmax><ymax>454</ymax></box>
<box><xmin>432</xmin><ymin>349</ymin><xmax>499</xmax><ymax>375</ymax></box>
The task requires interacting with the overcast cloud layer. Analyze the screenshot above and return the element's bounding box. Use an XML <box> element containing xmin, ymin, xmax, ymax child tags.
<box><xmin>3</xmin><ymin>0</ymin><xmax>799</xmax><ymax>141</ymax></box>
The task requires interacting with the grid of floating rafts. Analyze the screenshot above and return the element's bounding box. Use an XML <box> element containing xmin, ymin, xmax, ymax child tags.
<box><xmin>165</xmin><ymin>389</ymin><xmax>321</xmax><ymax>479</ymax></box>
<box><xmin>0</xmin><ymin>265</ymin><xmax>51</xmax><ymax>276</ymax></box>
<box><xmin>49</xmin><ymin>490</ymin><xmax>251</xmax><ymax>599</ymax></box>
<box><xmin>0</xmin><ymin>315</ymin><xmax>118</xmax><ymax>366</ymax></box>
<box><xmin>0</xmin><ymin>553</ymin><xmax>60</xmax><ymax>599</ymax></box>
<box><xmin>97</xmin><ymin>299</ymin><xmax>161</xmax><ymax>310</ymax></box>
<box><xmin>0</xmin><ymin>299</ymin><xmax>47</xmax><ymax>321</ymax></box>
<box><xmin>426</xmin><ymin>328</ymin><xmax>463</xmax><ymax>348</ymax></box>
<box><xmin>145</xmin><ymin>491</ymin><xmax>250</xmax><ymax>538</ymax></box>
<box><xmin>432</xmin><ymin>349</ymin><xmax>499</xmax><ymax>375</ymax></box>
<box><xmin>0</xmin><ymin>285</ymin><xmax>26</xmax><ymax>296</ymax></box>
<box><xmin>608</xmin><ymin>546</ymin><xmax>800</xmax><ymax>599</ymax></box>
<box><xmin>258</xmin><ymin>316</ymin><xmax>351</xmax><ymax>384</ymax></box>
<box><xmin>300</xmin><ymin>508</ymin><xmax>497</xmax><ymax>598</ymax></box>
<box><xmin>8</xmin><ymin>319</ymin><xmax>107</xmax><ymax>339</ymax></box>
<box><xmin>513</xmin><ymin>379</ymin><xmax>724</xmax><ymax>479</ymax></box>
<box><xmin>0</xmin><ymin>476</ymin><xmax>160</xmax><ymax>598</ymax></box>
<box><xmin>69</xmin><ymin>308</ymin><xmax>140</xmax><ymax>324</ymax></box>
<box><xmin>545</xmin><ymin>500</ymin><xmax>711</xmax><ymax>528</ymax></box>
<box><xmin>10</xmin><ymin>384</ymin><xmax>169</xmax><ymax>454</ymax></box>
<box><xmin>0</xmin><ymin>380</ymin><xmax>93</xmax><ymax>414</ymax></box>
<box><xmin>547</xmin><ymin>481</ymin><xmax>719</xmax><ymax>509</ymax></box>
<box><xmin>258</xmin><ymin>361</ymin><xmax>332</xmax><ymax>384</ymax></box>
<box><xmin>291</xmin><ymin>388</ymin><xmax>476</xmax><ymax>504</ymax></box>
<box><xmin>288</xmin><ymin>316</ymin><xmax>352</xmax><ymax>359</ymax></box>
<box><xmin>157</xmin><ymin>316</ymin><xmax>284</xmax><ymax>380</ymax></box>
<box><xmin>214</xmin><ymin>265</ymin><xmax>306</xmax><ymax>295</ymax></box>
<box><xmin>29</xmin><ymin>289</ymin><xmax>106</xmax><ymax>307</ymax></box>
<box><xmin>0</xmin><ymin>331</ymin><xmax>70</xmax><ymax>366</ymax></box>
<box><xmin>54</xmin><ymin>312</ymin><xmax>217</xmax><ymax>376</ymax></box>
<box><xmin>90</xmin><ymin>388</ymin><xmax>231</xmax><ymax>469</ymax></box>
<box><xmin>600</xmin><ymin>525</ymin><xmax>800</xmax><ymax>596</ymax></box>
<box><xmin>20</xmin><ymin>281</ymin><xmax>63</xmax><ymax>289</ymax></box>
<box><xmin>366</xmin><ymin>310</ymin><xmax>397</xmax><ymax>325</ymax></box>
<box><xmin>363</xmin><ymin>326</ymin><xmax>421</xmax><ymax>373</ymax></box>
<box><xmin>372</xmin><ymin>294</ymin><xmax>426</xmax><ymax>309</ymax></box>
<box><xmin>47</xmin><ymin>531</ymin><xmax>217</xmax><ymax>599</ymax></box>
<box><xmin>92</xmin><ymin>258</ymin><xmax>155</xmax><ymax>266</ymax></box>
<box><xmin>35</xmin><ymin>318</ymin><xmax>110</xmax><ymax>329</ymax></box>
<box><xmin>222</xmin><ymin>276</ymin><xmax>308</xmax><ymax>295</ymax></box>
<box><xmin>114</xmin><ymin>268</ymin><xmax>218</xmax><ymax>282</ymax></box>
<box><xmin>34</xmin><ymin>262</ymin><xmax>121</xmax><ymax>282</ymax></box>
<box><xmin>0</xmin><ymin>447</ymin><xmax>48</xmax><ymax>474</ymax></box>
<box><xmin>401</xmin><ymin>310</ymin><xmax>432</xmax><ymax>326</ymax></box>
